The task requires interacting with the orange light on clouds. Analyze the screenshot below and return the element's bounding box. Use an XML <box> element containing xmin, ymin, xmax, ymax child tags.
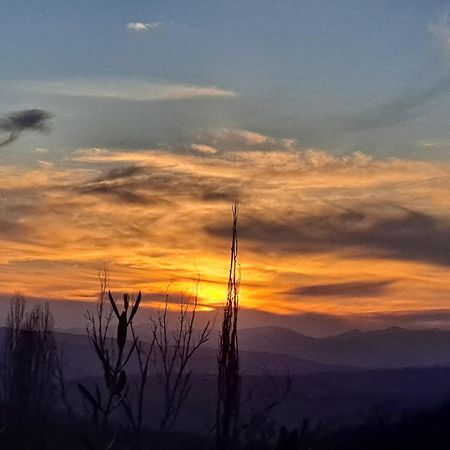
<box><xmin>2</xmin><ymin>130</ymin><xmax>450</xmax><ymax>320</ymax></box>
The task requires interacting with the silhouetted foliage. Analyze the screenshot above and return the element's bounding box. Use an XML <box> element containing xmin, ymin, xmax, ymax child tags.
<box><xmin>78</xmin><ymin>269</ymin><xmax>142</xmax><ymax>449</ymax></box>
<box><xmin>240</xmin><ymin>374</ymin><xmax>292</xmax><ymax>450</ymax></box>
<box><xmin>276</xmin><ymin>426</ymin><xmax>300</xmax><ymax>450</ymax></box>
<box><xmin>0</xmin><ymin>293</ymin><xmax>58</xmax><ymax>447</ymax></box>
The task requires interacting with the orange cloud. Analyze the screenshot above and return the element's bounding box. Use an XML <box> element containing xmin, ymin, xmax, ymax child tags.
<box><xmin>1</xmin><ymin>133</ymin><xmax>450</xmax><ymax>320</ymax></box>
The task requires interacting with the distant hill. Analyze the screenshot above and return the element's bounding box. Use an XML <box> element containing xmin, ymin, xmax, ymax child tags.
<box><xmin>236</xmin><ymin>326</ymin><xmax>450</xmax><ymax>368</ymax></box>
<box><xmin>0</xmin><ymin>328</ymin><xmax>336</xmax><ymax>379</ymax></box>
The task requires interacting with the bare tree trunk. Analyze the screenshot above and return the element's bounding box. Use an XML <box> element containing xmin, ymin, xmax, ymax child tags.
<box><xmin>121</xmin><ymin>322</ymin><xmax>153</xmax><ymax>450</ymax></box>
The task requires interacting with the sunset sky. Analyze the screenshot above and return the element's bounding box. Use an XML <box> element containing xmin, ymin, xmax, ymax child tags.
<box><xmin>2</xmin><ymin>1</ymin><xmax>450</xmax><ymax>334</ymax></box>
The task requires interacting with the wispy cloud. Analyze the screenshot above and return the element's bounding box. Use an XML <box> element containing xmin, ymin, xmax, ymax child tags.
<box><xmin>193</xmin><ymin>128</ymin><xmax>299</xmax><ymax>152</ymax></box>
<box><xmin>337</xmin><ymin>16</ymin><xmax>450</xmax><ymax>131</ymax></box>
<box><xmin>416</xmin><ymin>140</ymin><xmax>450</xmax><ymax>151</ymax></box>
<box><xmin>10</xmin><ymin>79</ymin><xmax>238</xmax><ymax>102</ymax></box>
<box><xmin>191</xmin><ymin>143</ymin><xmax>219</xmax><ymax>155</ymax></box>
<box><xmin>342</xmin><ymin>77</ymin><xmax>450</xmax><ymax>130</ymax></box>
<box><xmin>430</xmin><ymin>14</ymin><xmax>450</xmax><ymax>53</ymax></box>
<box><xmin>127</xmin><ymin>22</ymin><xmax>163</xmax><ymax>32</ymax></box>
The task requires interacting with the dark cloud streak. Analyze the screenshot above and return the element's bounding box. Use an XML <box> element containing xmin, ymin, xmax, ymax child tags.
<box><xmin>0</xmin><ymin>109</ymin><xmax>53</xmax><ymax>147</ymax></box>
<box><xmin>287</xmin><ymin>279</ymin><xmax>395</xmax><ymax>298</ymax></box>
<box><xmin>206</xmin><ymin>206</ymin><xmax>450</xmax><ymax>266</ymax></box>
<box><xmin>75</xmin><ymin>164</ymin><xmax>240</xmax><ymax>204</ymax></box>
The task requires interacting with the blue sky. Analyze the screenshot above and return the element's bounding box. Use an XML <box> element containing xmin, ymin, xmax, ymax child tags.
<box><xmin>2</xmin><ymin>0</ymin><xmax>450</xmax><ymax>161</ymax></box>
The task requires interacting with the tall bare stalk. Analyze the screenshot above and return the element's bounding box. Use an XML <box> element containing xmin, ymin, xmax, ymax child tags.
<box><xmin>216</xmin><ymin>203</ymin><xmax>241</xmax><ymax>450</ymax></box>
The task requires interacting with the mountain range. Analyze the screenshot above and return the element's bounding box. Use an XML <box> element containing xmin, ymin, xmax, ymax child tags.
<box><xmin>236</xmin><ymin>326</ymin><xmax>450</xmax><ymax>368</ymax></box>
<box><xmin>52</xmin><ymin>325</ymin><xmax>450</xmax><ymax>375</ymax></box>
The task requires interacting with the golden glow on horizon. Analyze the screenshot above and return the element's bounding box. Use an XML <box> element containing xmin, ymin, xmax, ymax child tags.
<box><xmin>2</xmin><ymin>130</ymin><xmax>450</xmax><ymax>318</ymax></box>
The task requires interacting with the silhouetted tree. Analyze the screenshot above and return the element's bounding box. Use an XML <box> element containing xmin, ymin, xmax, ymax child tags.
<box><xmin>151</xmin><ymin>281</ymin><xmax>212</xmax><ymax>449</ymax></box>
<box><xmin>0</xmin><ymin>294</ymin><xmax>58</xmax><ymax>432</ymax></box>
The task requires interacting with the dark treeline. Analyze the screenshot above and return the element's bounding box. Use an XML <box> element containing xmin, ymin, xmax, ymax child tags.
<box><xmin>1</xmin><ymin>206</ymin><xmax>450</xmax><ymax>449</ymax></box>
